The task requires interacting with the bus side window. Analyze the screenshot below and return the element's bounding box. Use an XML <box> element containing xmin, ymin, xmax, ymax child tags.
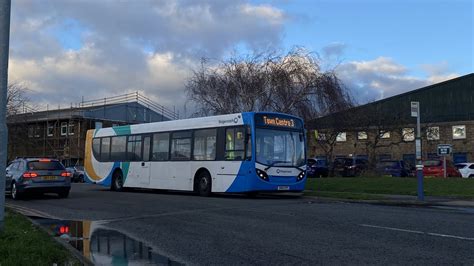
<box><xmin>225</xmin><ymin>127</ymin><xmax>245</xmax><ymax>161</ymax></box>
<box><xmin>193</xmin><ymin>129</ymin><xmax>217</xmax><ymax>161</ymax></box>
<box><xmin>152</xmin><ymin>133</ymin><xmax>170</xmax><ymax>161</ymax></box>
<box><xmin>101</xmin><ymin>137</ymin><xmax>111</xmax><ymax>162</ymax></box>
<box><xmin>246</xmin><ymin>126</ymin><xmax>252</xmax><ymax>160</ymax></box>
<box><xmin>92</xmin><ymin>138</ymin><xmax>101</xmax><ymax>161</ymax></box>
<box><xmin>127</xmin><ymin>135</ymin><xmax>142</xmax><ymax>161</ymax></box>
<box><xmin>110</xmin><ymin>136</ymin><xmax>127</xmax><ymax>161</ymax></box>
<box><xmin>171</xmin><ymin>131</ymin><xmax>192</xmax><ymax>160</ymax></box>
<box><xmin>142</xmin><ymin>135</ymin><xmax>151</xmax><ymax>162</ymax></box>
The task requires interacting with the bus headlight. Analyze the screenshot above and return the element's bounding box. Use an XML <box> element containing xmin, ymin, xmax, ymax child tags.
<box><xmin>297</xmin><ymin>171</ymin><xmax>305</xmax><ymax>181</ymax></box>
<box><xmin>256</xmin><ymin>169</ymin><xmax>269</xmax><ymax>181</ymax></box>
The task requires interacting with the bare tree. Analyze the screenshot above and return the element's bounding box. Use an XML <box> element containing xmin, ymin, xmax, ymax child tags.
<box><xmin>186</xmin><ymin>48</ymin><xmax>353</xmax><ymax>120</ymax></box>
<box><xmin>7</xmin><ymin>83</ymin><xmax>29</xmax><ymax>116</ymax></box>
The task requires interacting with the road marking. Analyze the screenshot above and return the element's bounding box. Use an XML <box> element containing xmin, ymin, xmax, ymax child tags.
<box><xmin>360</xmin><ymin>224</ymin><xmax>474</xmax><ymax>241</ymax></box>
<box><xmin>6</xmin><ymin>203</ymin><xmax>61</xmax><ymax>220</ymax></box>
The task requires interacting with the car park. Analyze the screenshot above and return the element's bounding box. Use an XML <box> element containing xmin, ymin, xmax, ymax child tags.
<box><xmin>5</xmin><ymin>158</ymin><xmax>72</xmax><ymax>200</ymax></box>
<box><xmin>455</xmin><ymin>163</ymin><xmax>474</xmax><ymax>178</ymax></box>
<box><xmin>307</xmin><ymin>158</ymin><xmax>329</xmax><ymax>178</ymax></box>
<box><xmin>375</xmin><ymin>160</ymin><xmax>412</xmax><ymax>177</ymax></box>
<box><xmin>66</xmin><ymin>166</ymin><xmax>85</xmax><ymax>183</ymax></box>
<box><xmin>331</xmin><ymin>157</ymin><xmax>368</xmax><ymax>177</ymax></box>
<box><xmin>423</xmin><ymin>159</ymin><xmax>461</xmax><ymax>177</ymax></box>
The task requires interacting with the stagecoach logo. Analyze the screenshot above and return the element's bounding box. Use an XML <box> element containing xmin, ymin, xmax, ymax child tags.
<box><xmin>276</xmin><ymin>169</ymin><xmax>292</xmax><ymax>174</ymax></box>
<box><xmin>218</xmin><ymin>115</ymin><xmax>240</xmax><ymax>124</ymax></box>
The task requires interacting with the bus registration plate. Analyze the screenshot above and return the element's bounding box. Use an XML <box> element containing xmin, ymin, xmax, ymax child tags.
<box><xmin>278</xmin><ymin>186</ymin><xmax>290</xmax><ymax>191</ymax></box>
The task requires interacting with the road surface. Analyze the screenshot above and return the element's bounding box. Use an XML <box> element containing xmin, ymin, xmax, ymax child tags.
<box><xmin>6</xmin><ymin>183</ymin><xmax>474</xmax><ymax>265</ymax></box>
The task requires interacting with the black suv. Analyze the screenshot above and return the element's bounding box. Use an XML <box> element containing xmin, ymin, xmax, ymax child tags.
<box><xmin>331</xmin><ymin>157</ymin><xmax>368</xmax><ymax>177</ymax></box>
<box><xmin>5</xmin><ymin>158</ymin><xmax>72</xmax><ymax>200</ymax></box>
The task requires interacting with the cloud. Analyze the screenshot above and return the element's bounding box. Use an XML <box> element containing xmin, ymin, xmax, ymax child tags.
<box><xmin>322</xmin><ymin>42</ymin><xmax>347</xmax><ymax>58</ymax></box>
<box><xmin>336</xmin><ymin>57</ymin><xmax>460</xmax><ymax>103</ymax></box>
<box><xmin>9</xmin><ymin>0</ymin><xmax>286</xmax><ymax>117</ymax></box>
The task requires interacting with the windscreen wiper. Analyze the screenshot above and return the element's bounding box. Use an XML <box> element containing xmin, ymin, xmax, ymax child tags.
<box><xmin>264</xmin><ymin>160</ymin><xmax>289</xmax><ymax>171</ymax></box>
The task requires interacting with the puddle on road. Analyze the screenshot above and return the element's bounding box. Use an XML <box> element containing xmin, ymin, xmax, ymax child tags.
<box><xmin>30</xmin><ymin>216</ymin><xmax>183</xmax><ymax>266</ymax></box>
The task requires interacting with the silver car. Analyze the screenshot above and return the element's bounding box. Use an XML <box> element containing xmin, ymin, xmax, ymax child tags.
<box><xmin>5</xmin><ymin>158</ymin><xmax>71</xmax><ymax>200</ymax></box>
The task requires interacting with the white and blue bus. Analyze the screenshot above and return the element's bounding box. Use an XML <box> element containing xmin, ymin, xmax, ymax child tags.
<box><xmin>84</xmin><ymin>112</ymin><xmax>307</xmax><ymax>196</ymax></box>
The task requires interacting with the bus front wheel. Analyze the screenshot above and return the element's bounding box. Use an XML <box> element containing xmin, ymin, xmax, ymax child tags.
<box><xmin>196</xmin><ymin>171</ymin><xmax>212</xmax><ymax>197</ymax></box>
<box><xmin>111</xmin><ymin>170</ymin><xmax>124</xmax><ymax>192</ymax></box>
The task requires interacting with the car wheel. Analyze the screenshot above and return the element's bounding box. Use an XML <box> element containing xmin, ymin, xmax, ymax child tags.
<box><xmin>58</xmin><ymin>190</ymin><xmax>70</xmax><ymax>198</ymax></box>
<box><xmin>469</xmin><ymin>174</ymin><xmax>474</xmax><ymax>178</ymax></box>
<box><xmin>196</xmin><ymin>171</ymin><xmax>212</xmax><ymax>197</ymax></box>
<box><xmin>111</xmin><ymin>170</ymin><xmax>124</xmax><ymax>191</ymax></box>
<box><xmin>11</xmin><ymin>182</ymin><xmax>22</xmax><ymax>200</ymax></box>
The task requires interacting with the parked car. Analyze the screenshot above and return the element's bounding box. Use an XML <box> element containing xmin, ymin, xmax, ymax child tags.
<box><xmin>5</xmin><ymin>158</ymin><xmax>71</xmax><ymax>200</ymax></box>
<box><xmin>66</xmin><ymin>166</ymin><xmax>85</xmax><ymax>183</ymax></box>
<box><xmin>307</xmin><ymin>158</ymin><xmax>329</xmax><ymax>178</ymax></box>
<box><xmin>455</xmin><ymin>163</ymin><xmax>474</xmax><ymax>178</ymax></box>
<box><xmin>331</xmin><ymin>157</ymin><xmax>368</xmax><ymax>177</ymax></box>
<box><xmin>375</xmin><ymin>160</ymin><xmax>412</xmax><ymax>177</ymax></box>
<box><xmin>423</xmin><ymin>160</ymin><xmax>461</xmax><ymax>177</ymax></box>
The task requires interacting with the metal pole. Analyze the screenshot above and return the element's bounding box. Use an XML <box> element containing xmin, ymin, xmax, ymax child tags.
<box><xmin>416</xmin><ymin>107</ymin><xmax>424</xmax><ymax>201</ymax></box>
<box><xmin>0</xmin><ymin>0</ymin><xmax>11</xmax><ymax>232</ymax></box>
<box><xmin>443</xmin><ymin>156</ymin><xmax>447</xmax><ymax>178</ymax></box>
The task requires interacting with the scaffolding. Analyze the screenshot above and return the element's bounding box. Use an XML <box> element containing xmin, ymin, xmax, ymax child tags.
<box><xmin>7</xmin><ymin>92</ymin><xmax>179</xmax><ymax>166</ymax></box>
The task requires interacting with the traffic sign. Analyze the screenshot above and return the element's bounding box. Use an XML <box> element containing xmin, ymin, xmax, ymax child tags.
<box><xmin>411</xmin><ymin>102</ymin><xmax>419</xmax><ymax>117</ymax></box>
<box><xmin>437</xmin><ymin>144</ymin><xmax>452</xmax><ymax>156</ymax></box>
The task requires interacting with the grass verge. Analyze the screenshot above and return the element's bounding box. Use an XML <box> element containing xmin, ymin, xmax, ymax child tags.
<box><xmin>0</xmin><ymin>209</ymin><xmax>81</xmax><ymax>266</ymax></box>
<box><xmin>305</xmin><ymin>177</ymin><xmax>474</xmax><ymax>199</ymax></box>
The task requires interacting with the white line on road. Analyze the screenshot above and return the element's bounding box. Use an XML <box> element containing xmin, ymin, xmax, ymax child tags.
<box><xmin>360</xmin><ymin>224</ymin><xmax>474</xmax><ymax>241</ymax></box>
<box><xmin>6</xmin><ymin>203</ymin><xmax>61</xmax><ymax>220</ymax></box>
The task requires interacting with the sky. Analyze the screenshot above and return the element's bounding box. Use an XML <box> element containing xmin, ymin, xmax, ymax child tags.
<box><xmin>8</xmin><ymin>0</ymin><xmax>473</xmax><ymax>117</ymax></box>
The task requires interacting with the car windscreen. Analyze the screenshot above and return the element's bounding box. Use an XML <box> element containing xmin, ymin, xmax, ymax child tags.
<box><xmin>423</xmin><ymin>160</ymin><xmax>441</xmax><ymax>167</ymax></box>
<box><xmin>455</xmin><ymin>164</ymin><xmax>467</xmax><ymax>169</ymax></box>
<box><xmin>27</xmin><ymin>161</ymin><xmax>65</xmax><ymax>170</ymax></box>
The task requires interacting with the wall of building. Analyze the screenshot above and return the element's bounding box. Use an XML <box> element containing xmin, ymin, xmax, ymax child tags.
<box><xmin>310</xmin><ymin>121</ymin><xmax>474</xmax><ymax>166</ymax></box>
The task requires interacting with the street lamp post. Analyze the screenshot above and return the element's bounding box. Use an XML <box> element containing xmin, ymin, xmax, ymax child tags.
<box><xmin>411</xmin><ymin>101</ymin><xmax>424</xmax><ymax>201</ymax></box>
<box><xmin>0</xmin><ymin>0</ymin><xmax>11</xmax><ymax>232</ymax></box>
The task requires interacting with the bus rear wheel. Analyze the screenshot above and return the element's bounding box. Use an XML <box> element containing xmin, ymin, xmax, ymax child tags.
<box><xmin>196</xmin><ymin>171</ymin><xmax>212</xmax><ymax>197</ymax></box>
<box><xmin>111</xmin><ymin>170</ymin><xmax>124</xmax><ymax>192</ymax></box>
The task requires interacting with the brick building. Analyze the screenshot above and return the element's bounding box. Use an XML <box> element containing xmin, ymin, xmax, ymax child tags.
<box><xmin>7</xmin><ymin>92</ymin><xmax>178</xmax><ymax>166</ymax></box>
<box><xmin>308</xmin><ymin>73</ymin><xmax>474</xmax><ymax>167</ymax></box>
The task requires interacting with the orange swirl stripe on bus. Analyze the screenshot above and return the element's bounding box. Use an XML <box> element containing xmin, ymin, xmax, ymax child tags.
<box><xmin>84</xmin><ymin>130</ymin><xmax>102</xmax><ymax>181</ymax></box>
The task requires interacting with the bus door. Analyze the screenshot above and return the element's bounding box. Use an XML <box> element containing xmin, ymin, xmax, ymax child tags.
<box><xmin>140</xmin><ymin>135</ymin><xmax>152</xmax><ymax>185</ymax></box>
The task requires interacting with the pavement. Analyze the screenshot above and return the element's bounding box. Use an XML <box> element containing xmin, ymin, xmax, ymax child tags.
<box><xmin>305</xmin><ymin>191</ymin><xmax>474</xmax><ymax>208</ymax></box>
<box><xmin>5</xmin><ymin>183</ymin><xmax>474</xmax><ymax>265</ymax></box>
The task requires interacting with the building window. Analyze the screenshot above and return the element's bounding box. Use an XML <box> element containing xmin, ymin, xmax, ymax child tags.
<box><xmin>47</xmin><ymin>123</ymin><xmax>54</xmax><ymax>137</ymax></box>
<box><xmin>314</xmin><ymin>130</ymin><xmax>327</xmax><ymax>141</ymax></box>
<box><xmin>452</xmin><ymin>125</ymin><xmax>466</xmax><ymax>139</ymax></box>
<box><xmin>34</xmin><ymin>125</ymin><xmax>41</xmax><ymax>138</ymax></box>
<box><xmin>336</xmin><ymin>132</ymin><xmax>346</xmax><ymax>142</ymax></box>
<box><xmin>28</xmin><ymin>126</ymin><xmax>34</xmax><ymax>138</ymax></box>
<box><xmin>61</xmin><ymin>122</ymin><xmax>68</xmax><ymax>136</ymax></box>
<box><xmin>426</xmin><ymin>126</ymin><xmax>440</xmax><ymax>140</ymax></box>
<box><xmin>193</xmin><ymin>129</ymin><xmax>217</xmax><ymax>161</ymax></box>
<box><xmin>402</xmin><ymin>128</ymin><xmax>415</xmax><ymax>142</ymax></box>
<box><xmin>379</xmin><ymin>130</ymin><xmax>390</xmax><ymax>139</ymax></box>
<box><xmin>357</xmin><ymin>131</ymin><xmax>368</xmax><ymax>140</ymax></box>
<box><xmin>68</xmin><ymin>122</ymin><xmax>75</xmax><ymax>135</ymax></box>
